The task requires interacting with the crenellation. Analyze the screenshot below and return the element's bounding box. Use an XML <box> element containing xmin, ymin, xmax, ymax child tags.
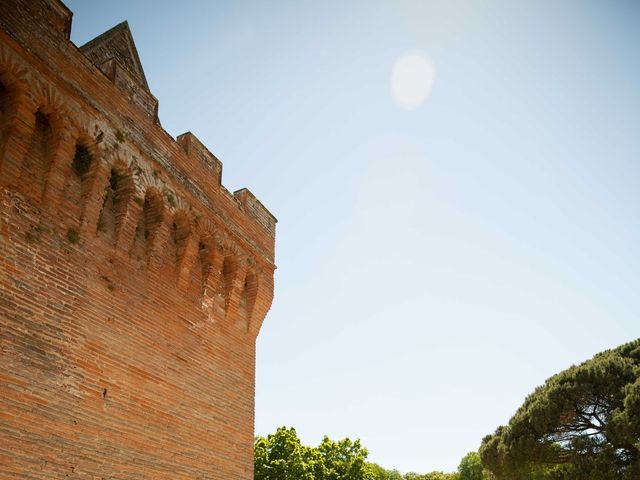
<box><xmin>176</xmin><ymin>131</ymin><xmax>223</xmax><ymax>187</ymax></box>
<box><xmin>0</xmin><ymin>1</ymin><xmax>276</xmax><ymax>478</ymax></box>
<box><xmin>1</xmin><ymin>31</ymin><xmax>275</xmax><ymax>254</ymax></box>
<box><xmin>234</xmin><ymin>187</ymin><xmax>278</xmax><ymax>237</ymax></box>
<box><xmin>0</xmin><ymin>0</ymin><xmax>72</xmax><ymax>44</ymax></box>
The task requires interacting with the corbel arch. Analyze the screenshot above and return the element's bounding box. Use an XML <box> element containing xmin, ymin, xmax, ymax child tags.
<box><xmin>96</xmin><ymin>158</ymin><xmax>135</xmax><ymax>245</ymax></box>
<box><xmin>17</xmin><ymin>82</ymin><xmax>67</xmax><ymax>203</ymax></box>
<box><xmin>182</xmin><ymin>228</ymin><xmax>216</xmax><ymax>304</ymax></box>
<box><xmin>169</xmin><ymin>208</ymin><xmax>193</xmax><ymax>266</ymax></box>
<box><xmin>130</xmin><ymin>186</ymin><xmax>165</xmax><ymax>262</ymax></box>
<box><xmin>237</xmin><ymin>265</ymin><xmax>258</xmax><ymax>330</ymax></box>
<box><xmin>59</xmin><ymin>127</ymin><xmax>101</xmax><ymax>227</ymax></box>
<box><xmin>0</xmin><ymin>78</ymin><xmax>11</xmax><ymax>147</ymax></box>
<box><xmin>0</xmin><ymin>45</ymin><xmax>29</xmax><ymax>173</ymax></box>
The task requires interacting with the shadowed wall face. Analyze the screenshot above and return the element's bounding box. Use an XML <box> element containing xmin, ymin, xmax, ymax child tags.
<box><xmin>0</xmin><ymin>1</ymin><xmax>276</xmax><ymax>478</ymax></box>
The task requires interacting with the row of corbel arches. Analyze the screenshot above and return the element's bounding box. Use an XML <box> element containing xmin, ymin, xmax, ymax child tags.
<box><xmin>99</xmin><ymin>161</ymin><xmax>262</xmax><ymax>328</ymax></box>
<box><xmin>0</xmin><ymin>65</ymin><xmax>263</xmax><ymax>331</ymax></box>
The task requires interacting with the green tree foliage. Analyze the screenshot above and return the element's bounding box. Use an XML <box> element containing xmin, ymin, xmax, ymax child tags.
<box><xmin>255</xmin><ymin>427</ymin><xmax>465</xmax><ymax>480</ymax></box>
<box><xmin>254</xmin><ymin>427</ymin><xmax>316</xmax><ymax>480</ymax></box>
<box><xmin>480</xmin><ymin>339</ymin><xmax>640</xmax><ymax>480</ymax></box>
<box><xmin>368</xmin><ymin>463</ymin><xmax>403</xmax><ymax>480</ymax></box>
<box><xmin>404</xmin><ymin>472</ymin><xmax>458</xmax><ymax>480</ymax></box>
<box><xmin>315</xmin><ymin>435</ymin><xmax>372</xmax><ymax>480</ymax></box>
<box><xmin>457</xmin><ymin>452</ymin><xmax>485</xmax><ymax>480</ymax></box>
<box><xmin>255</xmin><ymin>427</ymin><xmax>374</xmax><ymax>480</ymax></box>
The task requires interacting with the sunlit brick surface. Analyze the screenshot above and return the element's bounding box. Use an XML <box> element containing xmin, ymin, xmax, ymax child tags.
<box><xmin>0</xmin><ymin>1</ymin><xmax>276</xmax><ymax>478</ymax></box>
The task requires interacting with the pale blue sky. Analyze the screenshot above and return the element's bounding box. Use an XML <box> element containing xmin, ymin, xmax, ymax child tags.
<box><xmin>66</xmin><ymin>0</ymin><xmax>640</xmax><ymax>473</ymax></box>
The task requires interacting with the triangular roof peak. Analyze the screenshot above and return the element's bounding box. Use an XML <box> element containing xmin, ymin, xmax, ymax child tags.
<box><xmin>80</xmin><ymin>21</ymin><xmax>149</xmax><ymax>91</ymax></box>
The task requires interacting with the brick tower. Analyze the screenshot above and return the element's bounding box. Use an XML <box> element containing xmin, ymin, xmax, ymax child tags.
<box><xmin>0</xmin><ymin>1</ymin><xmax>276</xmax><ymax>478</ymax></box>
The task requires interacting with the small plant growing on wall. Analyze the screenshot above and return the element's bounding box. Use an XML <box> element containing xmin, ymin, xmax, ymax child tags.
<box><xmin>67</xmin><ymin>228</ymin><xmax>80</xmax><ymax>244</ymax></box>
<box><xmin>25</xmin><ymin>225</ymin><xmax>43</xmax><ymax>243</ymax></box>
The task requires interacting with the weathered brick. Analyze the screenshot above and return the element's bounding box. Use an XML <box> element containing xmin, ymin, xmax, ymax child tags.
<box><xmin>0</xmin><ymin>1</ymin><xmax>276</xmax><ymax>479</ymax></box>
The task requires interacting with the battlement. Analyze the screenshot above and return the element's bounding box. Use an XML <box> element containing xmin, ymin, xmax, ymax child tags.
<box><xmin>0</xmin><ymin>1</ymin><xmax>276</xmax><ymax>478</ymax></box>
<box><xmin>0</xmin><ymin>0</ymin><xmax>276</xmax><ymax>253</ymax></box>
<box><xmin>176</xmin><ymin>131</ymin><xmax>223</xmax><ymax>185</ymax></box>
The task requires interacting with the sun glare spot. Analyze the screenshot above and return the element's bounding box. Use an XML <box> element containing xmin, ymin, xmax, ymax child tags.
<box><xmin>391</xmin><ymin>51</ymin><xmax>436</xmax><ymax>110</ymax></box>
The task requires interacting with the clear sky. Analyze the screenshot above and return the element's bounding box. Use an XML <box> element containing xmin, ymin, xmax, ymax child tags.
<box><xmin>65</xmin><ymin>0</ymin><xmax>640</xmax><ymax>473</ymax></box>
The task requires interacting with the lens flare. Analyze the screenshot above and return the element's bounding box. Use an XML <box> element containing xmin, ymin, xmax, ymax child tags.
<box><xmin>391</xmin><ymin>51</ymin><xmax>436</xmax><ymax>110</ymax></box>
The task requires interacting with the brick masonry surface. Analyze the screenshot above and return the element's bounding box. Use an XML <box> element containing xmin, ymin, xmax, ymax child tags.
<box><xmin>0</xmin><ymin>1</ymin><xmax>276</xmax><ymax>479</ymax></box>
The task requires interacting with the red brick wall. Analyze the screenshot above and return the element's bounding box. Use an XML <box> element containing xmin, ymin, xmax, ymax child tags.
<box><xmin>0</xmin><ymin>1</ymin><xmax>276</xmax><ymax>479</ymax></box>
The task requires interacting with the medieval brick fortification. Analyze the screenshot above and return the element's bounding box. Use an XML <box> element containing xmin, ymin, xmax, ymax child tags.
<box><xmin>0</xmin><ymin>1</ymin><xmax>276</xmax><ymax>478</ymax></box>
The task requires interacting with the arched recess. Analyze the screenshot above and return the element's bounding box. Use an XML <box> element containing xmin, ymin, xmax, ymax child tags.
<box><xmin>169</xmin><ymin>210</ymin><xmax>191</xmax><ymax>267</ymax></box>
<box><xmin>0</xmin><ymin>71</ymin><xmax>23</xmax><ymax>164</ymax></box>
<box><xmin>237</xmin><ymin>269</ymin><xmax>258</xmax><ymax>328</ymax></box>
<box><xmin>131</xmin><ymin>187</ymin><xmax>165</xmax><ymax>261</ymax></box>
<box><xmin>61</xmin><ymin>139</ymin><xmax>98</xmax><ymax>227</ymax></box>
<box><xmin>221</xmin><ymin>254</ymin><xmax>240</xmax><ymax>309</ymax></box>
<box><xmin>96</xmin><ymin>162</ymin><xmax>134</xmax><ymax>244</ymax></box>
<box><xmin>0</xmin><ymin>80</ymin><xmax>9</xmax><ymax>152</ymax></box>
<box><xmin>18</xmin><ymin>108</ymin><xmax>55</xmax><ymax>203</ymax></box>
<box><xmin>186</xmin><ymin>234</ymin><xmax>215</xmax><ymax>303</ymax></box>
<box><xmin>0</xmin><ymin>51</ymin><xmax>29</xmax><ymax>181</ymax></box>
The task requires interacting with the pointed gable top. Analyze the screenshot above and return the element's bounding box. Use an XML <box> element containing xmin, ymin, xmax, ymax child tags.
<box><xmin>79</xmin><ymin>21</ymin><xmax>149</xmax><ymax>91</ymax></box>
